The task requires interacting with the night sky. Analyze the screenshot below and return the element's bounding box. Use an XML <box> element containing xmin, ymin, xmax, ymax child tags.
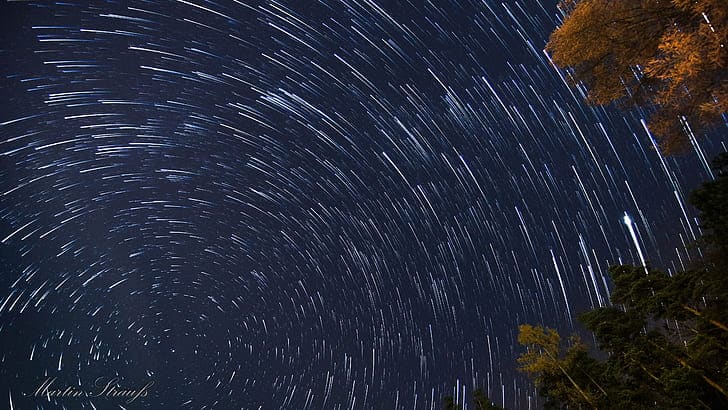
<box><xmin>0</xmin><ymin>0</ymin><xmax>724</xmax><ymax>409</ymax></box>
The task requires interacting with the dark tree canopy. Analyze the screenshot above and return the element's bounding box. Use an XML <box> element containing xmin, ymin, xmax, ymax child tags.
<box><xmin>518</xmin><ymin>156</ymin><xmax>728</xmax><ymax>408</ymax></box>
<box><xmin>442</xmin><ymin>388</ymin><xmax>503</xmax><ymax>410</ymax></box>
<box><xmin>547</xmin><ymin>0</ymin><xmax>727</xmax><ymax>154</ymax></box>
<box><xmin>472</xmin><ymin>388</ymin><xmax>502</xmax><ymax>410</ymax></box>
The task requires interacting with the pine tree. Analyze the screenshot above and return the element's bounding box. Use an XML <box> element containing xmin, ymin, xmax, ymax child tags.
<box><xmin>518</xmin><ymin>155</ymin><xmax>728</xmax><ymax>407</ymax></box>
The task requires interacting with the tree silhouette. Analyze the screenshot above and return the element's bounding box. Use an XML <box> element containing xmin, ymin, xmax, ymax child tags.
<box><xmin>442</xmin><ymin>395</ymin><xmax>462</xmax><ymax>410</ymax></box>
<box><xmin>442</xmin><ymin>388</ymin><xmax>503</xmax><ymax>410</ymax></box>
<box><xmin>472</xmin><ymin>388</ymin><xmax>503</xmax><ymax>410</ymax></box>
<box><xmin>518</xmin><ymin>155</ymin><xmax>728</xmax><ymax>408</ymax></box>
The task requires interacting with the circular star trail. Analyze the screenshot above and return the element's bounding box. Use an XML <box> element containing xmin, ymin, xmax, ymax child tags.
<box><xmin>0</xmin><ymin>0</ymin><xmax>723</xmax><ymax>408</ymax></box>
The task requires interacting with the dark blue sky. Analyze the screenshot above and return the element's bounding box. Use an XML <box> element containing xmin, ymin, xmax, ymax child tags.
<box><xmin>0</xmin><ymin>0</ymin><xmax>723</xmax><ymax>408</ymax></box>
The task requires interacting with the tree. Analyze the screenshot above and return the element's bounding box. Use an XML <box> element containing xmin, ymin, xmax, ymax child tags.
<box><xmin>518</xmin><ymin>155</ymin><xmax>728</xmax><ymax>408</ymax></box>
<box><xmin>442</xmin><ymin>395</ymin><xmax>462</xmax><ymax>410</ymax></box>
<box><xmin>547</xmin><ymin>0</ymin><xmax>727</xmax><ymax>154</ymax></box>
<box><xmin>472</xmin><ymin>388</ymin><xmax>502</xmax><ymax>410</ymax></box>
<box><xmin>517</xmin><ymin>324</ymin><xmax>604</xmax><ymax>408</ymax></box>
<box><xmin>690</xmin><ymin>152</ymin><xmax>728</xmax><ymax>255</ymax></box>
<box><xmin>442</xmin><ymin>388</ymin><xmax>503</xmax><ymax>410</ymax></box>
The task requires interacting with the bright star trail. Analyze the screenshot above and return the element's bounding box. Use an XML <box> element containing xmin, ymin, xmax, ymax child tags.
<box><xmin>0</xmin><ymin>0</ymin><xmax>724</xmax><ymax>409</ymax></box>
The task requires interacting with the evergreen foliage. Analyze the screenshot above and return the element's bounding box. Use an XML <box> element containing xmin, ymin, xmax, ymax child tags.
<box><xmin>518</xmin><ymin>156</ymin><xmax>728</xmax><ymax>408</ymax></box>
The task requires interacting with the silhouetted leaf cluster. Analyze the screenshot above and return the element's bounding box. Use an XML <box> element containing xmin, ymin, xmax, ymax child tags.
<box><xmin>518</xmin><ymin>157</ymin><xmax>728</xmax><ymax>408</ymax></box>
<box><xmin>442</xmin><ymin>388</ymin><xmax>503</xmax><ymax>410</ymax></box>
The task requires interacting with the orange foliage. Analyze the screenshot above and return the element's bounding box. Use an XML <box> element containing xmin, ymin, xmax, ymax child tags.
<box><xmin>547</xmin><ymin>0</ymin><xmax>727</xmax><ymax>154</ymax></box>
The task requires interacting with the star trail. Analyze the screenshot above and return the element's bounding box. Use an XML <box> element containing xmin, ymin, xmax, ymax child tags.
<box><xmin>0</xmin><ymin>0</ymin><xmax>724</xmax><ymax>409</ymax></box>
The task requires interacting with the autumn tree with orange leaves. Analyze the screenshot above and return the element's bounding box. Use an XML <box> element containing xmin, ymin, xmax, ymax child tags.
<box><xmin>547</xmin><ymin>0</ymin><xmax>727</xmax><ymax>154</ymax></box>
